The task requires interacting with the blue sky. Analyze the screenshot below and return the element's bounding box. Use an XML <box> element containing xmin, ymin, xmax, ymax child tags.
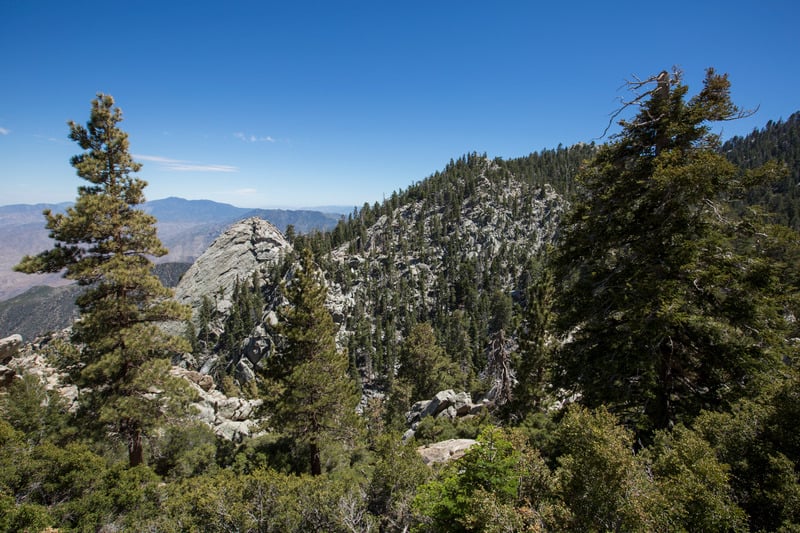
<box><xmin>1</xmin><ymin>1</ymin><xmax>798</xmax><ymax>209</ymax></box>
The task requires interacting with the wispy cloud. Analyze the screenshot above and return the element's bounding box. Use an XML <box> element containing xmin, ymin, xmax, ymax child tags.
<box><xmin>0</xmin><ymin>127</ymin><xmax>10</xmax><ymax>135</ymax></box>
<box><xmin>135</xmin><ymin>154</ymin><xmax>238</xmax><ymax>173</ymax></box>
<box><xmin>234</xmin><ymin>132</ymin><xmax>275</xmax><ymax>143</ymax></box>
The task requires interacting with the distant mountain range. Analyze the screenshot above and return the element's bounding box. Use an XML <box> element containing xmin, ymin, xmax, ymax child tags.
<box><xmin>0</xmin><ymin>197</ymin><xmax>344</xmax><ymax>302</ymax></box>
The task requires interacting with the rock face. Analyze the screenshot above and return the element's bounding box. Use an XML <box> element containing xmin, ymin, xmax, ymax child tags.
<box><xmin>174</xmin><ymin>217</ymin><xmax>291</xmax><ymax>319</ymax></box>
<box><xmin>406</xmin><ymin>390</ymin><xmax>487</xmax><ymax>426</ymax></box>
<box><xmin>167</xmin><ymin>217</ymin><xmax>293</xmax><ymax>375</ymax></box>
<box><xmin>170</xmin><ymin>367</ymin><xmax>263</xmax><ymax>441</ymax></box>
<box><xmin>0</xmin><ymin>334</ymin><xmax>25</xmax><ymax>387</ymax></box>
<box><xmin>417</xmin><ymin>438</ymin><xmax>478</xmax><ymax>465</ymax></box>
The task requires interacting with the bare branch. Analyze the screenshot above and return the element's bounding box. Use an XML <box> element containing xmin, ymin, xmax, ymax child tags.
<box><xmin>595</xmin><ymin>68</ymin><xmax>680</xmax><ymax>140</ymax></box>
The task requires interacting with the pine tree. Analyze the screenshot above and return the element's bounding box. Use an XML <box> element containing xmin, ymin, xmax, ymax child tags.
<box><xmin>396</xmin><ymin>322</ymin><xmax>463</xmax><ymax>402</ymax></box>
<box><xmin>273</xmin><ymin>249</ymin><xmax>359</xmax><ymax>476</ymax></box>
<box><xmin>508</xmin><ymin>260</ymin><xmax>555</xmax><ymax>417</ymax></box>
<box><xmin>15</xmin><ymin>94</ymin><xmax>192</xmax><ymax>466</ymax></box>
<box><xmin>553</xmin><ymin>69</ymin><xmax>796</xmax><ymax>434</ymax></box>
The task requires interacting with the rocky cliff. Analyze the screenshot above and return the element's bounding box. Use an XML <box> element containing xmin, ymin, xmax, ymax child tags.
<box><xmin>174</xmin><ymin>217</ymin><xmax>292</xmax><ymax>316</ymax></box>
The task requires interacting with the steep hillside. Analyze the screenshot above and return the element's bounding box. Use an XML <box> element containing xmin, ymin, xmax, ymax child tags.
<box><xmin>722</xmin><ymin>111</ymin><xmax>800</xmax><ymax>229</ymax></box>
<box><xmin>0</xmin><ymin>262</ymin><xmax>191</xmax><ymax>340</ymax></box>
<box><xmin>178</xmin><ymin>150</ymin><xmax>590</xmax><ymax>399</ymax></box>
<box><xmin>328</xmin><ymin>154</ymin><xmax>566</xmax><ymax>387</ymax></box>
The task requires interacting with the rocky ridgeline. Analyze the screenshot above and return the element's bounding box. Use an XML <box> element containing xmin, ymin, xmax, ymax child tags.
<box><xmin>2</xmin><ymin>330</ymin><xmax>479</xmax><ymax>458</ymax></box>
<box><xmin>4</xmin><ymin>329</ymin><xmax>480</xmax><ymax>464</ymax></box>
<box><xmin>331</xmin><ymin>160</ymin><xmax>563</xmax><ymax>271</ymax></box>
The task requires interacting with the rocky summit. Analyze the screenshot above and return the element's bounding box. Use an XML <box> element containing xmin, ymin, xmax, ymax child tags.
<box><xmin>174</xmin><ymin>217</ymin><xmax>291</xmax><ymax>320</ymax></box>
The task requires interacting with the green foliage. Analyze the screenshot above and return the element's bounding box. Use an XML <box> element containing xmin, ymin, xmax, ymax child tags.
<box><xmin>645</xmin><ymin>424</ymin><xmax>746</xmax><ymax>531</ymax></box>
<box><xmin>221</xmin><ymin>273</ymin><xmax>265</xmax><ymax>363</ymax></box>
<box><xmin>154</xmin><ymin>467</ymin><xmax>377</xmax><ymax>532</ymax></box>
<box><xmin>551</xmin><ymin>406</ymin><xmax>665</xmax><ymax>531</ymax></box>
<box><xmin>412</xmin><ymin>409</ymin><xmax>490</xmax><ymax>445</ymax></box>
<box><xmin>695</xmin><ymin>372</ymin><xmax>800</xmax><ymax>531</ymax></box>
<box><xmin>412</xmin><ymin>427</ymin><xmax>539</xmax><ymax>532</ymax></box>
<box><xmin>724</xmin><ymin>111</ymin><xmax>800</xmax><ymax>230</ymax></box>
<box><xmin>0</xmin><ymin>419</ymin><xmax>164</xmax><ymax>531</ymax></box>
<box><xmin>196</xmin><ymin>293</ymin><xmax>216</xmax><ymax>347</ymax></box>
<box><xmin>0</xmin><ymin>372</ymin><xmax>70</xmax><ymax>444</ymax></box>
<box><xmin>396</xmin><ymin>322</ymin><xmax>465</xmax><ymax>402</ymax></box>
<box><xmin>367</xmin><ymin>433</ymin><xmax>432</xmax><ymax>531</ymax></box>
<box><xmin>151</xmin><ymin>421</ymin><xmax>218</xmax><ymax>479</ymax></box>
<box><xmin>507</xmin><ymin>256</ymin><xmax>556</xmax><ymax>419</ymax></box>
<box><xmin>0</xmin><ymin>492</ymin><xmax>53</xmax><ymax>533</ymax></box>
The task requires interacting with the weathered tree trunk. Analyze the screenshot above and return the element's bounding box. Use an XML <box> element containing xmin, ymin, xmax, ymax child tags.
<box><xmin>129</xmin><ymin>428</ymin><xmax>144</xmax><ymax>467</ymax></box>
<box><xmin>310</xmin><ymin>440</ymin><xmax>321</xmax><ymax>476</ymax></box>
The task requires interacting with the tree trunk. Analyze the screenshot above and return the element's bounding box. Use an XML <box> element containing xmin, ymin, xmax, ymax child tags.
<box><xmin>652</xmin><ymin>341</ymin><xmax>674</xmax><ymax>431</ymax></box>
<box><xmin>129</xmin><ymin>428</ymin><xmax>144</xmax><ymax>467</ymax></box>
<box><xmin>310</xmin><ymin>440</ymin><xmax>321</xmax><ymax>476</ymax></box>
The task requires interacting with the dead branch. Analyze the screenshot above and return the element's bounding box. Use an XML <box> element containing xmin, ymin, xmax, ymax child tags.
<box><xmin>596</xmin><ymin>68</ymin><xmax>680</xmax><ymax>140</ymax></box>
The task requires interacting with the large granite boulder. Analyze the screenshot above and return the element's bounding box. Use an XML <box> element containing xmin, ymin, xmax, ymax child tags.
<box><xmin>417</xmin><ymin>438</ymin><xmax>478</xmax><ymax>465</ymax></box>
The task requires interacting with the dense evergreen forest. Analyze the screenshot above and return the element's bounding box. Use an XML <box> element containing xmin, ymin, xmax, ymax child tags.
<box><xmin>723</xmin><ymin>111</ymin><xmax>800</xmax><ymax>229</ymax></box>
<box><xmin>2</xmin><ymin>72</ymin><xmax>799</xmax><ymax>532</ymax></box>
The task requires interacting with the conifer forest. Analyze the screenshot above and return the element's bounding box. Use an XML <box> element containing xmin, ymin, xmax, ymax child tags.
<box><xmin>2</xmin><ymin>69</ymin><xmax>800</xmax><ymax>532</ymax></box>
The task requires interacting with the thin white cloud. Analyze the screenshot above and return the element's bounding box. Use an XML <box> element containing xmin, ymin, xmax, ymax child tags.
<box><xmin>134</xmin><ymin>154</ymin><xmax>238</xmax><ymax>173</ymax></box>
<box><xmin>0</xmin><ymin>127</ymin><xmax>10</xmax><ymax>135</ymax></box>
<box><xmin>135</xmin><ymin>155</ymin><xmax>179</xmax><ymax>164</ymax></box>
<box><xmin>234</xmin><ymin>132</ymin><xmax>275</xmax><ymax>143</ymax></box>
<box><xmin>170</xmin><ymin>163</ymin><xmax>239</xmax><ymax>172</ymax></box>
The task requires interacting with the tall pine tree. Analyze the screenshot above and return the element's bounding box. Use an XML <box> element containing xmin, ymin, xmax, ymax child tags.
<box><xmin>553</xmin><ymin>69</ymin><xmax>796</xmax><ymax>434</ymax></box>
<box><xmin>273</xmin><ymin>249</ymin><xmax>359</xmax><ymax>476</ymax></box>
<box><xmin>15</xmin><ymin>94</ymin><xmax>192</xmax><ymax>466</ymax></box>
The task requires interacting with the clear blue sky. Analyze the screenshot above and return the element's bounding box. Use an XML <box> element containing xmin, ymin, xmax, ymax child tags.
<box><xmin>1</xmin><ymin>1</ymin><xmax>798</xmax><ymax>209</ymax></box>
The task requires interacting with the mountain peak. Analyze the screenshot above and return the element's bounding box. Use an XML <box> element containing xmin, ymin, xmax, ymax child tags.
<box><xmin>173</xmin><ymin>217</ymin><xmax>292</xmax><ymax>316</ymax></box>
